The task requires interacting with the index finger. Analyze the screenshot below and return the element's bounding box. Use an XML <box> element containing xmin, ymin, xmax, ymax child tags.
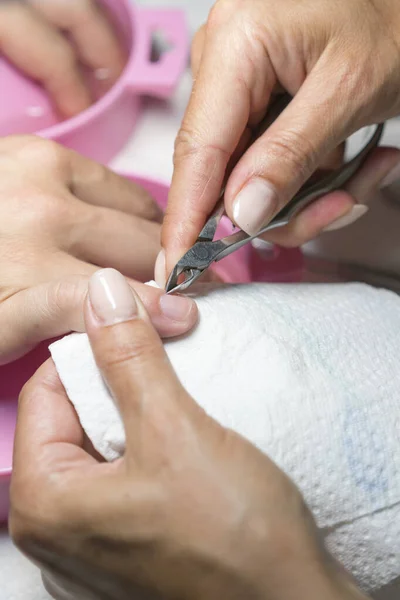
<box><xmin>162</xmin><ymin>8</ymin><xmax>276</xmax><ymax>277</ymax></box>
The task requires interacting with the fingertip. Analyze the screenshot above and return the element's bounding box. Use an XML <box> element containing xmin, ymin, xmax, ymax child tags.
<box><xmin>262</xmin><ymin>191</ymin><xmax>355</xmax><ymax>247</ymax></box>
<box><xmin>49</xmin><ymin>79</ymin><xmax>92</xmax><ymax>118</ymax></box>
<box><xmin>85</xmin><ymin>269</ymin><xmax>197</xmax><ymax>340</ymax></box>
<box><xmin>322</xmin><ymin>204</ymin><xmax>368</xmax><ymax>232</ymax></box>
<box><xmin>158</xmin><ymin>293</ymin><xmax>198</xmax><ymax>337</ymax></box>
<box><xmin>86</xmin><ymin>268</ymin><xmax>143</xmax><ymax>330</ymax></box>
<box><xmin>139</xmin><ymin>283</ymin><xmax>198</xmax><ymax>338</ymax></box>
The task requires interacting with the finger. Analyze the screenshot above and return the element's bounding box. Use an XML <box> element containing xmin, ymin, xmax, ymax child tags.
<box><xmin>67</xmin><ymin>151</ymin><xmax>162</xmax><ymax>222</ymax></box>
<box><xmin>29</xmin><ymin>0</ymin><xmax>126</xmax><ymax>89</ymax></box>
<box><xmin>0</xmin><ymin>272</ymin><xmax>91</xmax><ymax>364</ymax></box>
<box><xmin>344</xmin><ymin>146</ymin><xmax>400</xmax><ymax>205</ymax></box>
<box><xmin>262</xmin><ymin>146</ymin><xmax>400</xmax><ymax>247</ymax></box>
<box><xmin>223</xmin><ymin>58</ymin><xmax>363</xmax><ymax>236</ymax></box>
<box><xmin>85</xmin><ymin>269</ymin><xmax>201</xmax><ymax>454</ymax></box>
<box><xmin>47</xmin><ymin>256</ymin><xmax>198</xmax><ymax>341</ymax></box>
<box><xmin>0</xmin><ymin>266</ymin><xmax>198</xmax><ymax>366</ymax></box>
<box><xmin>162</xmin><ymin>14</ymin><xmax>276</xmax><ymax>275</ymax></box>
<box><xmin>69</xmin><ymin>201</ymin><xmax>161</xmax><ymax>281</ymax></box>
<box><xmin>260</xmin><ymin>191</ymin><xmax>355</xmax><ymax>247</ymax></box>
<box><xmin>0</xmin><ymin>2</ymin><xmax>91</xmax><ymax>117</ymax></box>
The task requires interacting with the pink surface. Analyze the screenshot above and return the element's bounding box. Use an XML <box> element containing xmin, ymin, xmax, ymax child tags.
<box><xmin>0</xmin><ymin>173</ymin><xmax>303</xmax><ymax>523</ymax></box>
<box><xmin>0</xmin><ymin>0</ymin><xmax>189</xmax><ymax>164</ymax></box>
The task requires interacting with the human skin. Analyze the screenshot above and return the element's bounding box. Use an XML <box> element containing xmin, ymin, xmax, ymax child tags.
<box><xmin>10</xmin><ymin>268</ymin><xmax>370</xmax><ymax>600</ymax></box>
<box><xmin>0</xmin><ymin>0</ymin><xmax>126</xmax><ymax>117</ymax></box>
<box><xmin>0</xmin><ymin>136</ymin><xmax>197</xmax><ymax>365</ymax></box>
<box><xmin>160</xmin><ymin>0</ymin><xmax>400</xmax><ymax>281</ymax></box>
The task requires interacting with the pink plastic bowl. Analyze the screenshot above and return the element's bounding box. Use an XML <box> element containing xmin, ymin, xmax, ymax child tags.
<box><xmin>0</xmin><ymin>173</ymin><xmax>303</xmax><ymax>523</ymax></box>
<box><xmin>0</xmin><ymin>0</ymin><xmax>188</xmax><ymax>164</ymax></box>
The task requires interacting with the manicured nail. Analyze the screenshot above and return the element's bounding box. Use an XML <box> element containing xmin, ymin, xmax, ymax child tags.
<box><xmin>159</xmin><ymin>293</ymin><xmax>195</xmax><ymax>322</ymax></box>
<box><xmin>232</xmin><ymin>178</ymin><xmax>278</xmax><ymax>235</ymax></box>
<box><xmin>380</xmin><ymin>162</ymin><xmax>400</xmax><ymax>189</ymax></box>
<box><xmin>89</xmin><ymin>268</ymin><xmax>137</xmax><ymax>325</ymax></box>
<box><xmin>251</xmin><ymin>238</ymin><xmax>275</xmax><ymax>257</ymax></box>
<box><xmin>323</xmin><ymin>205</ymin><xmax>368</xmax><ymax>232</ymax></box>
<box><xmin>155</xmin><ymin>249</ymin><xmax>166</xmax><ymax>287</ymax></box>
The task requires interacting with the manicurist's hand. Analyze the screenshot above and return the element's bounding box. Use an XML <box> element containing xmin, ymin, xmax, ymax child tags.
<box><xmin>11</xmin><ymin>268</ymin><xmax>369</xmax><ymax>600</ymax></box>
<box><xmin>0</xmin><ymin>0</ymin><xmax>125</xmax><ymax>117</ymax></box>
<box><xmin>161</xmin><ymin>0</ymin><xmax>400</xmax><ymax>280</ymax></box>
<box><xmin>0</xmin><ymin>137</ymin><xmax>197</xmax><ymax>364</ymax></box>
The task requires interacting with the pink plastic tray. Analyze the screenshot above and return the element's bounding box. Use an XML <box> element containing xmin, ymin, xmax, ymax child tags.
<box><xmin>0</xmin><ymin>173</ymin><xmax>303</xmax><ymax>523</ymax></box>
<box><xmin>0</xmin><ymin>0</ymin><xmax>189</xmax><ymax>164</ymax></box>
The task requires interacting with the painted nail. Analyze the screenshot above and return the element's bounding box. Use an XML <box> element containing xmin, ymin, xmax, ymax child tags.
<box><xmin>323</xmin><ymin>205</ymin><xmax>369</xmax><ymax>232</ymax></box>
<box><xmin>155</xmin><ymin>249</ymin><xmax>166</xmax><ymax>287</ymax></box>
<box><xmin>159</xmin><ymin>294</ymin><xmax>195</xmax><ymax>321</ymax></box>
<box><xmin>232</xmin><ymin>178</ymin><xmax>279</xmax><ymax>235</ymax></box>
<box><xmin>89</xmin><ymin>268</ymin><xmax>137</xmax><ymax>325</ymax></box>
<box><xmin>380</xmin><ymin>162</ymin><xmax>400</xmax><ymax>189</ymax></box>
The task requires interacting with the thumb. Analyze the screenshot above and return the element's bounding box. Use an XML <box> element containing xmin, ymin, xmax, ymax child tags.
<box><xmin>224</xmin><ymin>68</ymin><xmax>357</xmax><ymax>235</ymax></box>
<box><xmin>0</xmin><ymin>275</ymin><xmax>89</xmax><ymax>365</ymax></box>
<box><xmin>84</xmin><ymin>269</ymin><xmax>203</xmax><ymax>463</ymax></box>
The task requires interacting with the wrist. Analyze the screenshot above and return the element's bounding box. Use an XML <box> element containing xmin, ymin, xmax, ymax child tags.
<box><xmin>252</xmin><ymin>553</ymin><xmax>370</xmax><ymax>600</ymax></box>
<box><xmin>229</xmin><ymin>519</ymin><xmax>370</xmax><ymax>600</ymax></box>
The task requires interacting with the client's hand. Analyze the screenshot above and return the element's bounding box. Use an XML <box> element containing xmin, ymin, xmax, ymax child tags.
<box><xmin>0</xmin><ymin>137</ymin><xmax>197</xmax><ymax>364</ymax></box>
<box><xmin>0</xmin><ymin>0</ymin><xmax>125</xmax><ymax>117</ymax></box>
<box><xmin>10</xmin><ymin>268</ymin><xmax>369</xmax><ymax>600</ymax></box>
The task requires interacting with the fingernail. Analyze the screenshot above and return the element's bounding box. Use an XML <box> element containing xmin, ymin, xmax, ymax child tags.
<box><xmin>89</xmin><ymin>268</ymin><xmax>137</xmax><ymax>325</ymax></box>
<box><xmin>251</xmin><ymin>238</ymin><xmax>275</xmax><ymax>258</ymax></box>
<box><xmin>323</xmin><ymin>205</ymin><xmax>368</xmax><ymax>232</ymax></box>
<box><xmin>233</xmin><ymin>178</ymin><xmax>278</xmax><ymax>235</ymax></box>
<box><xmin>155</xmin><ymin>249</ymin><xmax>166</xmax><ymax>287</ymax></box>
<box><xmin>380</xmin><ymin>162</ymin><xmax>400</xmax><ymax>189</ymax></box>
<box><xmin>159</xmin><ymin>294</ymin><xmax>195</xmax><ymax>321</ymax></box>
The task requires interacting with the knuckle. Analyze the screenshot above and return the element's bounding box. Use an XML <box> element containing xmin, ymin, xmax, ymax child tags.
<box><xmin>266</xmin><ymin>129</ymin><xmax>318</xmax><ymax>184</ymax></box>
<box><xmin>25</xmin><ymin>192</ymin><xmax>70</xmax><ymax>231</ymax></box>
<box><xmin>0</xmin><ymin>134</ymin><xmax>40</xmax><ymax>156</ymax></box>
<box><xmin>98</xmin><ymin>322</ymin><xmax>160</xmax><ymax>375</ymax></box>
<box><xmin>173</xmin><ymin>124</ymin><xmax>229</xmax><ymax>169</ymax></box>
<box><xmin>14</xmin><ymin>137</ymin><xmax>66</xmax><ymax>172</ymax></box>
<box><xmin>173</xmin><ymin>125</ymin><xmax>200</xmax><ymax>165</ymax></box>
<box><xmin>45</xmin><ymin>276</ymin><xmax>86</xmax><ymax>320</ymax></box>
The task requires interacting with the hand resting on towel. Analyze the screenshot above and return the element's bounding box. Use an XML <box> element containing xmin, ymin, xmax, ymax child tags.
<box><xmin>10</xmin><ymin>269</ymin><xmax>370</xmax><ymax>600</ymax></box>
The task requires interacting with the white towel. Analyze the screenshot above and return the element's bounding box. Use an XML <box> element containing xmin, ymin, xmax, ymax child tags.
<box><xmin>50</xmin><ymin>282</ymin><xmax>400</xmax><ymax>593</ymax></box>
